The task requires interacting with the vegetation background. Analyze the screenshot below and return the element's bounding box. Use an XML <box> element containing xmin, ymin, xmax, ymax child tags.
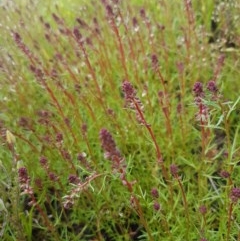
<box><xmin>0</xmin><ymin>0</ymin><xmax>239</xmax><ymax>240</ymax></box>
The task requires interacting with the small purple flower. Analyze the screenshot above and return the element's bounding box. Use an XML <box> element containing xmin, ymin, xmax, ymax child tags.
<box><xmin>18</xmin><ymin>117</ymin><xmax>30</xmax><ymax>128</ymax></box>
<box><xmin>122</xmin><ymin>80</ymin><xmax>136</xmax><ymax>100</ymax></box>
<box><xmin>132</xmin><ymin>17</ymin><xmax>138</xmax><ymax>28</ymax></box>
<box><xmin>177</xmin><ymin>103</ymin><xmax>182</xmax><ymax>114</ymax></box>
<box><xmin>153</xmin><ymin>201</ymin><xmax>161</xmax><ymax>211</ymax></box>
<box><xmin>122</xmin><ymin>81</ymin><xmax>145</xmax><ymax>124</ymax></box>
<box><xmin>77</xmin><ymin>153</ymin><xmax>86</xmax><ymax>162</ymax></box>
<box><xmin>68</xmin><ymin>174</ymin><xmax>80</xmax><ymax>184</ymax></box>
<box><xmin>106</xmin><ymin>5</ymin><xmax>114</xmax><ymax>18</ymax></box>
<box><xmin>207</xmin><ymin>80</ymin><xmax>218</xmax><ymax>93</ymax></box>
<box><xmin>220</xmin><ymin>170</ymin><xmax>230</xmax><ymax>179</ymax></box>
<box><xmin>193</xmin><ymin>82</ymin><xmax>204</xmax><ymax>97</ymax></box>
<box><xmin>151</xmin><ymin>54</ymin><xmax>159</xmax><ymax>70</ymax></box>
<box><xmin>18</xmin><ymin>167</ymin><xmax>29</xmax><ymax>184</ymax></box>
<box><xmin>37</xmin><ymin>110</ymin><xmax>52</xmax><ymax>118</ymax></box>
<box><xmin>199</xmin><ymin>205</ymin><xmax>207</xmax><ymax>215</ymax></box>
<box><xmin>99</xmin><ymin>128</ymin><xmax>121</xmax><ymax>161</ymax></box>
<box><xmin>44</xmin><ymin>22</ymin><xmax>51</xmax><ymax>29</ymax></box>
<box><xmin>39</xmin><ymin>156</ymin><xmax>48</xmax><ymax>166</ymax></box>
<box><xmin>107</xmin><ymin>108</ymin><xmax>115</xmax><ymax>117</ymax></box>
<box><xmin>158</xmin><ymin>91</ymin><xmax>164</xmax><ymax>98</ymax></box>
<box><xmin>151</xmin><ymin>188</ymin><xmax>159</xmax><ymax>198</ymax></box>
<box><xmin>176</xmin><ymin>62</ymin><xmax>184</xmax><ymax>75</ymax></box>
<box><xmin>140</xmin><ymin>8</ymin><xmax>146</xmax><ymax>19</ymax></box>
<box><xmin>13</xmin><ymin>32</ymin><xmax>22</xmax><ymax>44</ymax></box>
<box><xmin>56</xmin><ymin>133</ymin><xmax>63</xmax><ymax>142</ymax></box>
<box><xmin>52</xmin><ymin>13</ymin><xmax>63</xmax><ymax>25</ymax></box>
<box><xmin>64</xmin><ymin>118</ymin><xmax>71</xmax><ymax>127</ymax></box>
<box><xmin>81</xmin><ymin>123</ymin><xmax>88</xmax><ymax>134</ymax></box>
<box><xmin>230</xmin><ymin>187</ymin><xmax>240</xmax><ymax>203</ymax></box>
<box><xmin>34</xmin><ymin>178</ymin><xmax>43</xmax><ymax>190</ymax></box>
<box><xmin>62</xmin><ymin>149</ymin><xmax>71</xmax><ymax>160</ymax></box>
<box><xmin>76</xmin><ymin>18</ymin><xmax>88</xmax><ymax>28</ymax></box>
<box><xmin>48</xmin><ymin>172</ymin><xmax>58</xmax><ymax>181</ymax></box>
<box><xmin>217</xmin><ymin>54</ymin><xmax>225</xmax><ymax>66</ymax></box>
<box><xmin>170</xmin><ymin>164</ymin><xmax>178</xmax><ymax>176</ymax></box>
<box><xmin>73</xmin><ymin>27</ymin><xmax>82</xmax><ymax>42</ymax></box>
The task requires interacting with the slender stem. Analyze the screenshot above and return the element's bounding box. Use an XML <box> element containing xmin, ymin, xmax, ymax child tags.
<box><xmin>132</xmin><ymin>196</ymin><xmax>154</xmax><ymax>241</ymax></box>
<box><xmin>132</xmin><ymin>99</ymin><xmax>167</xmax><ymax>177</ymax></box>
<box><xmin>108</xmin><ymin>18</ymin><xmax>129</xmax><ymax>80</ymax></box>
<box><xmin>227</xmin><ymin>202</ymin><xmax>233</xmax><ymax>241</ymax></box>
<box><xmin>176</xmin><ymin>175</ymin><xmax>190</xmax><ymax>239</ymax></box>
<box><xmin>131</xmin><ymin>98</ymin><xmax>173</xmax><ymax>206</ymax></box>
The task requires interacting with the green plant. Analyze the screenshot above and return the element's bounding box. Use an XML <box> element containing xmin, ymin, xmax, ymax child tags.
<box><xmin>0</xmin><ymin>0</ymin><xmax>239</xmax><ymax>240</ymax></box>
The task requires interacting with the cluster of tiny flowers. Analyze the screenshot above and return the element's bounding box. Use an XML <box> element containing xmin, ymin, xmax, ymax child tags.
<box><xmin>206</xmin><ymin>80</ymin><xmax>218</xmax><ymax>93</ymax></box>
<box><xmin>153</xmin><ymin>202</ymin><xmax>161</xmax><ymax>211</ymax></box>
<box><xmin>206</xmin><ymin>80</ymin><xmax>220</xmax><ymax>100</ymax></box>
<box><xmin>18</xmin><ymin>167</ymin><xmax>34</xmax><ymax>197</ymax></box>
<box><xmin>122</xmin><ymin>80</ymin><xmax>136</xmax><ymax>101</ymax></box>
<box><xmin>193</xmin><ymin>81</ymin><xmax>208</xmax><ymax>123</ymax></box>
<box><xmin>68</xmin><ymin>174</ymin><xmax>81</xmax><ymax>185</ymax></box>
<box><xmin>99</xmin><ymin>128</ymin><xmax>137</xmax><ymax>192</ymax></box>
<box><xmin>193</xmin><ymin>82</ymin><xmax>204</xmax><ymax>98</ymax></box>
<box><xmin>18</xmin><ymin>167</ymin><xmax>29</xmax><ymax>185</ymax></box>
<box><xmin>39</xmin><ymin>156</ymin><xmax>59</xmax><ymax>181</ymax></box>
<box><xmin>151</xmin><ymin>54</ymin><xmax>159</xmax><ymax>71</ymax></box>
<box><xmin>122</xmin><ymin>80</ymin><xmax>145</xmax><ymax>124</ymax></box>
<box><xmin>193</xmin><ymin>80</ymin><xmax>220</xmax><ymax>123</ymax></box>
<box><xmin>151</xmin><ymin>188</ymin><xmax>161</xmax><ymax>211</ymax></box>
<box><xmin>219</xmin><ymin>170</ymin><xmax>230</xmax><ymax>179</ymax></box>
<box><xmin>193</xmin><ymin>80</ymin><xmax>219</xmax><ymax>98</ymax></box>
<box><xmin>18</xmin><ymin>117</ymin><xmax>32</xmax><ymax>130</ymax></box>
<box><xmin>63</xmin><ymin>173</ymin><xmax>97</xmax><ymax>209</ymax></box>
<box><xmin>99</xmin><ymin>128</ymin><xmax>125</xmax><ymax>171</ymax></box>
<box><xmin>151</xmin><ymin>188</ymin><xmax>159</xmax><ymax>198</ymax></box>
<box><xmin>199</xmin><ymin>205</ymin><xmax>207</xmax><ymax>215</ymax></box>
<box><xmin>230</xmin><ymin>187</ymin><xmax>240</xmax><ymax>203</ymax></box>
<box><xmin>56</xmin><ymin>132</ymin><xmax>63</xmax><ymax>143</ymax></box>
<box><xmin>12</xmin><ymin>32</ymin><xmax>39</xmax><ymax>64</ymax></box>
<box><xmin>170</xmin><ymin>164</ymin><xmax>179</xmax><ymax>177</ymax></box>
<box><xmin>77</xmin><ymin>152</ymin><xmax>91</xmax><ymax>170</ymax></box>
<box><xmin>99</xmin><ymin>128</ymin><xmax>121</xmax><ymax>160</ymax></box>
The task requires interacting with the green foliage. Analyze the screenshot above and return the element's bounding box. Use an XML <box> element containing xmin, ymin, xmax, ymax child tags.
<box><xmin>0</xmin><ymin>0</ymin><xmax>240</xmax><ymax>240</ymax></box>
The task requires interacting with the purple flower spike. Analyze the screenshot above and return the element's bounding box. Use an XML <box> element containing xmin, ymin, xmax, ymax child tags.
<box><xmin>230</xmin><ymin>187</ymin><xmax>240</xmax><ymax>203</ymax></box>
<box><xmin>122</xmin><ymin>80</ymin><xmax>136</xmax><ymax>100</ymax></box>
<box><xmin>193</xmin><ymin>81</ymin><xmax>204</xmax><ymax>97</ymax></box>
<box><xmin>207</xmin><ymin>80</ymin><xmax>218</xmax><ymax>93</ymax></box>
<box><xmin>99</xmin><ymin>128</ymin><xmax>121</xmax><ymax>160</ymax></box>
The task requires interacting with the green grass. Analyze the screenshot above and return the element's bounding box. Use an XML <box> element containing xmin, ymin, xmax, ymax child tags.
<box><xmin>0</xmin><ymin>0</ymin><xmax>240</xmax><ymax>240</ymax></box>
